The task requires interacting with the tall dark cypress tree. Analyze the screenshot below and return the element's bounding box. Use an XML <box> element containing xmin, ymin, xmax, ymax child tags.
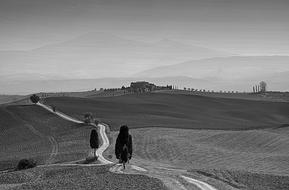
<box><xmin>90</xmin><ymin>129</ymin><xmax>99</xmax><ymax>149</ymax></box>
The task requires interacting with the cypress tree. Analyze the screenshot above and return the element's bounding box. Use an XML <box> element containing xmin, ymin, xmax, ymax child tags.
<box><xmin>90</xmin><ymin>129</ymin><xmax>99</xmax><ymax>149</ymax></box>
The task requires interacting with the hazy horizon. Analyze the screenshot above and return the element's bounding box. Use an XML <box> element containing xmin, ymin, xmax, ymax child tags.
<box><xmin>0</xmin><ymin>0</ymin><xmax>289</xmax><ymax>94</ymax></box>
<box><xmin>1</xmin><ymin>0</ymin><xmax>289</xmax><ymax>54</ymax></box>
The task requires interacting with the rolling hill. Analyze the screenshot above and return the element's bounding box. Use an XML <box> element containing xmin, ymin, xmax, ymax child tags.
<box><xmin>43</xmin><ymin>93</ymin><xmax>289</xmax><ymax>131</ymax></box>
<box><xmin>0</xmin><ymin>104</ymin><xmax>89</xmax><ymax>171</ymax></box>
<box><xmin>85</xmin><ymin>92</ymin><xmax>289</xmax><ymax>189</ymax></box>
<box><xmin>1</xmin><ymin>93</ymin><xmax>289</xmax><ymax>189</ymax></box>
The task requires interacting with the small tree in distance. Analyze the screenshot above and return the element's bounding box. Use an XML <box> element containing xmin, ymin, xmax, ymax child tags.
<box><xmin>260</xmin><ymin>81</ymin><xmax>267</xmax><ymax>93</ymax></box>
<box><xmin>52</xmin><ymin>106</ymin><xmax>56</xmax><ymax>112</ymax></box>
<box><xmin>30</xmin><ymin>94</ymin><xmax>40</xmax><ymax>104</ymax></box>
<box><xmin>84</xmin><ymin>112</ymin><xmax>93</xmax><ymax>124</ymax></box>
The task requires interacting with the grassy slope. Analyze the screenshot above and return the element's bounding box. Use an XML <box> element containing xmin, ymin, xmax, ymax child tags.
<box><xmin>44</xmin><ymin>93</ymin><xmax>289</xmax><ymax>131</ymax></box>
<box><xmin>0</xmin><ymin>104</ymin><xmax>91</xmax><ymax>171</ymax></box>
<box><xmin>0</xmin><ymin>95</ymin><xmax>25</xmax><ymax>105</ymax></box>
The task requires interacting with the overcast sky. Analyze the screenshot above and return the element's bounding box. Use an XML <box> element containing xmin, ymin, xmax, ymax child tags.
<box><xmin>1</xmin><ymin>0</ymin><xmax>289</xmax><ymax>55</ymax></box>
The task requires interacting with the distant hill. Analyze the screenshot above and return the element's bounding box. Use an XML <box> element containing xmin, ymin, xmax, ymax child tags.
<box><xmin>136</xmin><ymin>56</ymin><xmax>289</xmax><ymax>79</ymax></box>
<box><xmin>1</xmin><ymin>72</ymin><xmax>288</xmax><ymax>95</ymax></box>
<box><xmin>136</xmin><ymin>56</ymin><xmax>289</xmax><ymax>91</ymax></box>
<box><xmin>0</xmin><ymin>76</ymin><xmax>211</xmax><ymax>95</ymax></box>
<box><xmin>0</xmin><ymin>32</ymin><xmax>230</xmax><ymax>81</ymax></box>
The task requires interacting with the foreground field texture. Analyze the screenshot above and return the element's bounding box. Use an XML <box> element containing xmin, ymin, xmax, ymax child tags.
<box><xmin>0</xmin><ymin>165</ymin><xmax>167</xmax><ymax>190</ymax></box>
<box><xmin>44</xmin><ymin>93</ymin><xmax>289</xmax><ymax>131</ymax></box>
<box><xmin>130</xmin><ymin>128</ymin><xmax>289</xmax><ymax>174</ymax></box>
<box><xmin>104</xmin><ymin>127</ymin><xmax>289</xmax><ymax>190</ymax></box>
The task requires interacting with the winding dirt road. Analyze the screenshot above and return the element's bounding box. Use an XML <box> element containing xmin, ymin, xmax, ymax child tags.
<box><xmin>37</xmin><ymin>102</ymin><xmax>218</xmax><ymax>190</ymax></box>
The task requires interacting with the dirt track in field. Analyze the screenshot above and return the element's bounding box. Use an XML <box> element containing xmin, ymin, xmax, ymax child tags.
<box><xmin>38</xmin><ymin>102</ymin><xmax>219</xmax><ymax>190</ymax></box>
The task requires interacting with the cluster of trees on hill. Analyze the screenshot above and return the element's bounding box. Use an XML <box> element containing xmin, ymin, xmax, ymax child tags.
<box><xmin>253</xmin><ymin>81</ymin><xmax>267</xmax><ymax>93</ymax></box>
<box><xmin>100</xmin><ymin>81</ymin><xmax>173</xmax><ymax>94</ymax></box>
<box><xmin>30</xmin><ymin>94</ymin><xmax>40</xmax><ymax>104</ymax></box>
<box><xmin>129</xmin><ymin>82</ymin><xmax>172</xmax><ymax>93</ymax></box>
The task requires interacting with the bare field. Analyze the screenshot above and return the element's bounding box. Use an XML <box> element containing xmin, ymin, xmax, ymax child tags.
<box><xmin>104</xmin><ymin>127</ymin><xmax>289</xmax><ymax>189</ymax></box>
<box><xmin>129</xmin><ymin>128</ymin><xmax>289</xmax><ymax>174</ymax></box>
<box><xmin>44</xmin><ymin>93</ymin><xmax>289</xmax><ymax>131</ymax></box>
<box><xmin>0</xmin><ymin>104</ymin><xmax>93</xmax><ymax>170</ymax></box>
<box><xmin>106</xmin><ymin>127</ymin><xmax>289</xmax><ymax>174</ymax></box>
<box><xmin>189</xmin><ymin>168</ymin><xmax>289</xmax><ymax>190</ymax></box>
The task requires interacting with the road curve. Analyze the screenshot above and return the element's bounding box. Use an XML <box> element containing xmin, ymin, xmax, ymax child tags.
<box><xmin>37</xmin><ymin>102</ymin><xmax>217</xmax><ymax>190</ymax></box>
<box><xmin>37</xmin><ymin>102</ymin><xmax>112</xmax><ymax>164</ymax></box>
<box><xmin>93</xmin><ymin>122</ymin><xmax>113</xmax><ymax>164</ymax></box>
<box><xmin>37</xmin><ymin>103</ymin><xmax>83</xmax><ymax>124</ymax></box>
<box><xmin>181</xmin><ymin>175</ymin><xmax>217</xmax><ymax>190</ymax></box>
